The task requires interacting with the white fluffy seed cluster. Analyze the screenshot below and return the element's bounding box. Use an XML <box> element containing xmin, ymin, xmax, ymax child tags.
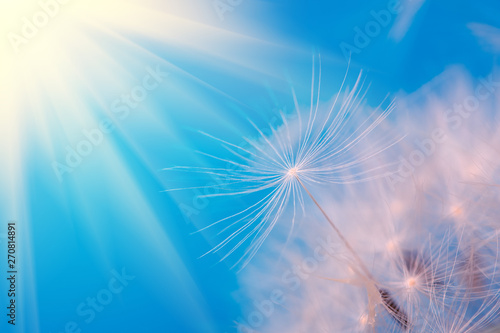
<box><xmin>238</xmin><ymin>67</ymin><xmax>500</xmax><ymax>332</ymax></box>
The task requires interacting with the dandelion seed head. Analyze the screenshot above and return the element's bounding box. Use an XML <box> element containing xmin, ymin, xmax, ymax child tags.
<box><xmin>238</xmin><ymin>67</ymin><xmax>500</xmax><ymax>332</ymax></box>
<box><xmin>386</xmin><ymin>239</ymin><xmax>400</xmax><ymax>253</ymax></box>
<box><xmin>287</xmin><ymin>166</ymin><xmax>299</xmax><ymax>178</ymax></box>
<box><xmin>405</xmin><ymin>276</ymin><xmax>418</xmax><ymax>289</ymax></box>
<box><xmin>449</xmin><ymin>205</ymin><xmax>464</xmax><ymax>217</ymax></box>
<box><xmin>389</xmin><ymin>200</ymin><xmax>407</xmax><ymax>217</ymax></box>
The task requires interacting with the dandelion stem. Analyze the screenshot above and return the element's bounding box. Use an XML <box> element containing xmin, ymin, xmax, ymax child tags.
<box><xmin>294</xmin><ymin>175</ymin><xmax>373</xmax><ymax>280</ymax></box>
<box><xmin>295</xmin><ymin>175</ymin><xmax>410</xmax><ymax>329</ymax></box>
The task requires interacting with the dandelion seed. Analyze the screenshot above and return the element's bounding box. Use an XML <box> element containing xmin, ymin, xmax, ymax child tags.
<box><xmin>165</xmin><ymin>56</ymin><xmax>401</xmax><ymax>271</ymax></box>
<box><xmin>379</xmin><ymin>288</ymin><xmax>410</xmax><ymax>329</ymax></box>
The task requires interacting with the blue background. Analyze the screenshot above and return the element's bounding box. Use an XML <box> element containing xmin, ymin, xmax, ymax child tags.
<box><xmin>1</xmin><ymin>0</ymin><xmax>499</xmax><ymax>332</ymax></box>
